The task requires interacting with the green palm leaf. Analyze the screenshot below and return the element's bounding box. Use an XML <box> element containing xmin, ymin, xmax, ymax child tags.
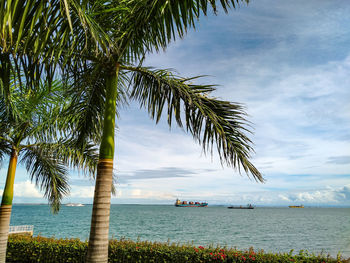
<box><xmin>20</xmin><ymin>146</ymin><xmax>70</xmax><ymax>213</ymax></box>
<box><xmin>127</xmin><ymin>66</ymin><xmax>263</xmax><ymax>182</ymax></box>
<box><xmin>0</xmin><ymin>69</ymin><xmax>100</xmax><ymax>211</ymax></box>
<box><xmin>66</xmin><ymin>63</ymin><xmax>129</xmax><ymax>145</ymax></box>
<box><xmin>0</xmin><ymin>0</ymin><xmax>110</xmax><ymax>94</ymax></box>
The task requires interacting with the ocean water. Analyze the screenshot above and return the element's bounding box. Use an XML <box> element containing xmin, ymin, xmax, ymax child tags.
<box><xmin>10</xmin><ymin>205</ymin><xmax>350</xmax><ymax>258</ymax></box>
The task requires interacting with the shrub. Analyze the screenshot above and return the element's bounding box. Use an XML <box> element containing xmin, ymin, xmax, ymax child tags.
<box><xmin>6</xmin><ymin>235</ymin><xmax>347</xmax><ymax>263</ymax></box>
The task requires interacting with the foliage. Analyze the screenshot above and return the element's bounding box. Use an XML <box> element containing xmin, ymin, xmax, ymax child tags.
<box><xmin>0</xmin><ymin>75</ymin><xmax>98</xmax><ymax>212</ymax></box>
<box><xmin>0</xmin><ymin>0</ymin><xmax>248</xmax><ymax>91</ymax></box>
<box><xmin>6</xmin><ymin>235</ymin><xmax>346</xmax><ymax>263</ymax></box>
<box><xmin>0</xmin><ymin>0</ymin><xmax>109</xmax><ymax>91</ymax></box>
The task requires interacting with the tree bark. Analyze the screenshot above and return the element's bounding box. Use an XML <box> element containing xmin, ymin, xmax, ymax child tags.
<box><xmin>86</xmin><ymin>159</ymin><xmax>113</xmax><ymax>263</ymax></box>
<box><xmin>0</xmin><ymin>149</ymin><xmax>18</xmax><ymax>263</ymax></box>
<box><xmin>86</xmin><ymin>64</ymin><xmax>119</xmax><ymax>263</ymax></box>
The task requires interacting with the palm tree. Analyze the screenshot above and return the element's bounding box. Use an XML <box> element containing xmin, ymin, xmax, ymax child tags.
<box><xmin>0</xmin><ymin>76</ymin><xmax>98</xmax><ymax>262</ymax></box>
<box><xmin>62</xmin><ymin>2</ymin><xmax>261</xmax><ymax>262</ymax></box>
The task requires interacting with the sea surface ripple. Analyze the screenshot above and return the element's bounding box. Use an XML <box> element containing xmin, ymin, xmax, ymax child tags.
<box><xmin>10</xmin><ymin>205</ymin><xmax>350</xmax><ymax>258</ymax></box>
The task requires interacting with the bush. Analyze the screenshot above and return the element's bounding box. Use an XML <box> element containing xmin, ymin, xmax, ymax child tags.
<box><xmin>6</xmin><ymin>235</ymin><xmax>347</xmax><ymax>263</ymax></box>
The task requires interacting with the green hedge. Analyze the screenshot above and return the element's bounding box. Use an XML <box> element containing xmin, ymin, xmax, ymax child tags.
<box><xmin>6</xmin><ymin>235</ymin><xmax>347</xmax><ymax>263</ymax></box>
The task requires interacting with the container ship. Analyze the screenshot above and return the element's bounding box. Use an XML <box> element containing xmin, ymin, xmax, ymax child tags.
<box><xmin>175</xmin><ymin>199</ymin><xmax>208</xmax><ymax>207</ymax></box>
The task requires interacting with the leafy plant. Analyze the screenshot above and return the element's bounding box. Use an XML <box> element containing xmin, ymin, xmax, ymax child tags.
<box><xmin>7</xmin><ymin>235</ymin><xmax>347</xmax><ymax>263</ymax></box>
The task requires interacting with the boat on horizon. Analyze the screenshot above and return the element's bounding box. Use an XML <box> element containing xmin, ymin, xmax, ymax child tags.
<box><xmin>175</xmin><ymin>199</ymin><xmax>208</xmax><ymax>207</ymax></box>
<box><xmin>65</xmin><ymin>203</ymin><xmax>85</xmax><ymax>207</ymax></box>
<box><xmin>227</xmin><ymin>204</ymin><xmax>254</xmax><ymax>209</ymax></box>
<box><xmin>288</xmin><ymin>205</ymin><xmax>304</xmax><ymax>208</ymax></box>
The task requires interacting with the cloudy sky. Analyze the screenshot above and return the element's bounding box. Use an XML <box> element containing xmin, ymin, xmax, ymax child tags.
<box><xmin>1</xmin><ymin>0</ymin><xmax>350</xmax><ymax>206</ymax></box>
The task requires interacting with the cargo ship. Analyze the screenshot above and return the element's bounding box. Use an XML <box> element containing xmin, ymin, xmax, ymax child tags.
<box><xmin>175</xmin><ymin>199</ymin><xmax>208</xmax><ymax>207</ymax></box>
<box><xmin>288</xmin><ymin>205</ymin><xmax>304</xmax><ymax>208</ymax></box>
<box><xmin>228</xmin><ymin>204</ymin><xmax>254</xmax><ymax>209</ymax></box>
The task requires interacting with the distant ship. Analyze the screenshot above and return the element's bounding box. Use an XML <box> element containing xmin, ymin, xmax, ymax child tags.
<box><xmin>288</xmin><ymin>205</ymin><xmax>304</xmax><ymax>208</ymax></box>
<box><xmin>228</xmin><ymin>204</ymin><xmax>254</xmax><ymax>209</ymax></box>
<box><xmin>175</xmin><ymin>199</ymin><xmax>208</xmax><ymax>207</ymax></box>
<box><xmin>65</xmin><ymin>203</ymin><xmax>84</xmax><ymax>207</ymax></box>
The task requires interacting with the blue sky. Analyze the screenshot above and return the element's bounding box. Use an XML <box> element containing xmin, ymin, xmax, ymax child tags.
<box><xmin>1</xmin><ymin>0</ymin><xmax>350</xmax><ymax>206</ymax></box>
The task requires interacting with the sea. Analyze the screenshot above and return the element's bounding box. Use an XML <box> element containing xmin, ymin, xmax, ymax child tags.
<box><xmin>10</xmin><ymin>205</ymin><xmax>350</xmax><ymax>258</ymax></box>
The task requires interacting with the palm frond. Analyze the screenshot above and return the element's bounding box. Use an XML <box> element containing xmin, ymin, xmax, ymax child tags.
<box><xmin>127</xmin><ymin>66</ymin><xmax>263</xmax><ymax>182</ymax></box>
<box><xmin>65</xmin><ymin>65</ymin><xmax>107</xmax><ymax>145</ymax></box>
<box><xmin>27</xmin><ymin>139</ymin><xmax>99</xmax><ymax>176</ymax></box>
<box><xmin>65</xmin><ymin>62</ymin><xmax>129</xmax><ymax>145</ymax></box>
<box><xmin>24</xmin><ymin>80</ymin><xmax>70</xmax><ymax>143</ymax></box>
<box><xmin>0</xmin><ymin>0</ymin><xmax>111</xmax><ymax>92</ymax></box>
<box><xmin>20</xmin><ymin>146</ymin><xmax>70</xmax><ymax>213</ymax></box>
<box><xmin>88</xmin><ymin>0</ymin><xmax>247</xmax><ymax>64</ymax></box>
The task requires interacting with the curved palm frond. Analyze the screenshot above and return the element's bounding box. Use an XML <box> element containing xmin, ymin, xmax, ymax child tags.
<box><xmin>86</xmin><ymin>0</ymin><xmax>247</xmax><ymax>64</ymax></box>
<box><xmin>126</xmin><ymin>66</ymin><xmax>263</xmax><ymax>182</ymax></box>
<box><xmin>0</xmin><ymin>68</ymin><xmax>100</xmax><ymax>211</ymax></box>
<box><xmin>65</xmin><ymin>63</ymin><xmax>129</xmax><ymax>146</ymax></box>
<box><xmin>20</xmin><ymin>146</ymin><xmax>70</xmax><ymax>213</ymax></box>
<box><xmin>23</xmin><ymin>139</ymin><xmax>99</xmax><ymax>176</ymax></box>
<box><xmin>0</xmin><ymin>0</ymin><xmax>110</xmax><ymax>93</ymax></box>
<box><xmin>24</xmin><ymin>80</ymin><xmax>70</xmax><ymax>143</ymax></box>
<box><xmin>66</xmin><ymin>65</ymin><xmax>108</xmax><ymax>145</ymax></box>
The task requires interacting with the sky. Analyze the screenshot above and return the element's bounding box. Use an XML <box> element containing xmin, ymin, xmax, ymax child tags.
<box><xmin>1</xmin><ymin>0</ymin><xmax>350</xmax><ymax>206</ymax></box>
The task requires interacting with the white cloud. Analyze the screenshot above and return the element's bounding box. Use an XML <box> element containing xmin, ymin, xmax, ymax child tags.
<box><xmin>69</xmin><ymin>186</ymin><xmax>95</xmax><ymax>198</ymax></box>
<box><xmin>126</xmin><ymin>189</ymin><xmax>174</xmax><ymax>200</ymax></box>
<box><xmin>278</xmin><ymin>194</ymin><xmax>291</xmax><ymax>202</ymax></box>
<box><xmin>288</xmin><ymin>185</ymin><xmax>350</xmax><ymax>204</ymax></box>
<box><xmin>14</xmin><ymin>181</ymin><xmax>42</xmax><ymax>198</ymax></box>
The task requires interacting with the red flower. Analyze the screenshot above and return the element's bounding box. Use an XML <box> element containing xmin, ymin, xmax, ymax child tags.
<box><xmin>242</xmin><ymin>256</ymin><xmax>246</xmax><ymax>261</ymax></box>
<box><xmin>198</xmin><ymin>246</ymin><xmax>204</xmax><ymax>250</ymax></box>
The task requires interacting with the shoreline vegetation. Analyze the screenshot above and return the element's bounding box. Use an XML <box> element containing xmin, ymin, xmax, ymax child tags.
<box><xmin>7</xmin><ymin>235</ymin><xmax>348</xmax><ymax>263</ymax></box>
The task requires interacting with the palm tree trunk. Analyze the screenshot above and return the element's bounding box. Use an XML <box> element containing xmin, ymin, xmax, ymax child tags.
<box><xmin>86</xmin><ymin>64</ymin><xmax>119</xmax><ymax>263</ymax></box>
<box><xmin>0</xmin><ymin>148</ymin><xmax>18</xmax><ymax>263</ymax></box>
